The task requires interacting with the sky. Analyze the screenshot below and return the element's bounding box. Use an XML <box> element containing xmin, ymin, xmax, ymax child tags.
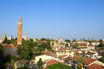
<box><xmin>0</xmin><ymin>0</ymin><xmax>104</xmax><ymax>40</ymax></box>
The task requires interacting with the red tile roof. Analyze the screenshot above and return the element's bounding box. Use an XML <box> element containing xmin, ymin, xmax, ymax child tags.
<box><xmin>88</xmin><ymin>45</ymin><xmax>95</xmax><ymax>47</ymax></box>
<box><xmin>59</xmin><ymin>55</ymin><xmax>67</xmax><ymax>59</ymax></box>
<box><xmin>2</xmin><ymin>44</ymin><xmax>16</xmax><ymax>48</ymax></box>
<box><xmin>79</xmin><ymin>43</ymin><xmax>87</xmax><ymax>46</ymax></box>
<box><xmin>74</xmin><ymin>50</ymin><xmax>78</xmax><ymax>55</ymax></box>
<box><xmin>88</xmin><ymin>64</ymin><xmax>104</xmax><ymax>69</ymax></box>
<box><xmin>72</xmin><ymin>56</ymin><xmax>79</xmax><ymax>61</ymax></box>
<box><xmin>46</xmin><ymin>60</ymin><xmax>60</xmax><ymax>66</ymax></box>
<box><xmin>41</xmin><ymin>51</ymin><xmax>54</xmax><ymax>54</ymax></box>
<box><xmin>70</xmin><ymin>42</ymin><xmax>74</xmax><ymax>46</ymax></box>
<box><xmin>83</xmin><ymin>58</ymin><xmax>96</xmax><ymax>65</ymax></box>
<box><xmin>58</xmin><ymin>46</ymin><xmax>67</xmax><ymax>51</ymax></box>
<box><xmin>60</xmin><ymin>47</ymin><xmax>66</xmax><ymax>50</ymax></box>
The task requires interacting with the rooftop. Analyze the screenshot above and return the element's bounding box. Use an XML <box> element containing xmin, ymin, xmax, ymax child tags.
<box><xmin>88</xmin><ymin>64</ymin><xmax>104</xmax><ymax>69</ymax></box>
<box><xmin>83</xmin><ymin>58</ymin><xmax>96</xmax><ymax>65</ymax></box>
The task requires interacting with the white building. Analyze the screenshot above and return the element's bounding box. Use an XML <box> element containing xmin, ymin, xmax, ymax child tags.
<box><xmin>88</xmin><ymin>45</ymin><xmax>95</xmax><ymax>50</ymax></box>
<box><xmin>55</xmin><ymin>46</ymin><xmax>74</xmax><ymax>57</ymax></box>
<box><xmin>35</xmin><ymin>55</ymin><xmax>56</xmax><ymax>63</ymax></box>
<box><xmin>0</xmin><ymin>39</ymin><xmax>3</xmax><ymax>44</ymax></box>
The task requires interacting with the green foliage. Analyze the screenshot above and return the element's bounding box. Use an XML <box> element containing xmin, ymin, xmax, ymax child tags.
<box><xmin>17</xmin><ymin>45</ymin><xmax>22</xmax><ymax>54</ymax></box>
<box><xmin>30</xmin><ymin>39</ymin><xmax>33</xmax><ymax>42</ymax></box>
<box><xmin>98</xmin><ymin>39</ymin><xmax>104</xmax><ymax>47</ymax></box>
<box><xmin>20</xmin><ymin>50</ymin><xmax>31</xmax><ymax>60</ymax></box>
<box><xmin>89</xmin><ymin>41</ymin><xmax>92</xmax><ymax>45</ymax></box>
<box><xmin>65</xmin><ymin>43</ymin><xmax>68</xmax><ymax>47</ymax></box>
<box><xmin>5</xmin><ymin>55</ymin><xmax>12</xmax><ymax>64</ymax></box>
<box><xmin>65</xmin><ymin>39</ymin><xmax>71</xmax><ymax>43</ymax></box>
<box><xmin>37</xmin><ymin>58</ymin><xmax>43</xmax><ymax>69</ymax></box>
<box><xmin>77</xmin><ymin>63</ymin><xmax>83</xmax><ymax>69</ymax></box>
<box><xmin>72</xmin><ymin>39</ymin><xmax>76</xmax><ymax>42</ymax></box>
<box><xmin>11</xmin><ymin>56</ymin><xmax>17</xmax><ymax>62</ymax></box>
<box><xmin>17</xmin><ymin>39</ymin><xmax>52</xmax><ymax>60</ymax></box>
<box><xmin>96</xmin><ymin>39</ymin><xmax>104</xmax><ymax>50</ymax></box>
<box><xmin>5</xmin><ymin>54</ymin><xmax>17</xmax><ymax>66</ymax></box>
<box><xmin>0</xmin><ymin>45</ymin><xmax>17</xmax><ymax>69</ymax></box>
<box><xmin>40</xmin><ymin>38</ymin><xmax>48</xmax><ymax>41</ymax></box>
<box><xmin>3</xmin><ymin>37</ymin><xmax>17</xmax><ymax>45</ymax></box>
<box><xmin>72</xmin><ymin>43</ymin><xmax>79</xmax><ymax>49</ymax></box>
<box><xmin>0</xmin><ymin>45</ymin><xmax>6</xmax><ymax>69</ymax></box>
<box><xmin>3</xmin><ymin>37</ymin><xmax>11</xmax><ymax>44</ymax></box>
<box><xmin>39</xmin><ymin>42</ymin><xmax>51</xmax><ymax>51</ymax></box>
<box><xmin>99</xmin><ymin>54</ymin><xmax>104</xmax><ymax>63</ymax></box>
<box><xmin>17</xmin><ymin>39</ymin><xmax>35</xmax><ymax>60</ymax></box>
<box><xmin>76</xmin><ymin>56</ymin><xmax>84</xmax><ymax>63</ymax></box>
<box><xmin>99</xmin><ymin>57</ymin><xmax>104</xmax><ymax>63</ymax></box>
<box><xmin>47</xmin><ymin>63</ymin><xmax>72</xmax><ymax>69</ymax></box>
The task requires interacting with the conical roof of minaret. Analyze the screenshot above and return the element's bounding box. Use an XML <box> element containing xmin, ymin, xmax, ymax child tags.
<box><xmin>18</xmin><ymin>17</ymin><xmax>22</xmax><ymax>24</ymax></box>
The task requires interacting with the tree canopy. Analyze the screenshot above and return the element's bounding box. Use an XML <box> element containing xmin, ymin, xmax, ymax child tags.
<box><xmin>98</xmin><ymin>39</ymin><xmax>104</xmax><ymax>47</ymax></box>
<box><xmin>65</xmin><ymin>39</ymin><xmax>71</xmax><ymax>43</ymax></box>
<box><xmin>17</xmin><ymin>39</ymin><xmax>52</xmax><ymax>60</ymax></box>
<box><xmin>37</xmin><ymin>58</ymin><xmax>43</xmax><ymax>69</ymax></box>
<box><xmin>0</xmin><ymin>45</ymin><xmax>6</xmax><ymax>69</ymax></box>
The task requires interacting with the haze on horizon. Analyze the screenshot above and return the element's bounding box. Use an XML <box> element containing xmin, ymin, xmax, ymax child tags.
<box><xmin>0</xmin><ymin>0</ymin><xmax>104</xmax><ymax>40</ymax></box>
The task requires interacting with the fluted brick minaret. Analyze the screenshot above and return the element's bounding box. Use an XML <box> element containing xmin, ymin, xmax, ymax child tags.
<box><xmin>17</xmin><ymin>17</ymin><xmax>22</xmax><ymax>45</ymax></box>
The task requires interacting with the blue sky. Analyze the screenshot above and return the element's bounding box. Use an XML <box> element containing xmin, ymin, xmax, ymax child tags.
<box><xmin>0</xmin><ymin>0</ymin><xmax>104</xmax><ymax>39</ymax></box>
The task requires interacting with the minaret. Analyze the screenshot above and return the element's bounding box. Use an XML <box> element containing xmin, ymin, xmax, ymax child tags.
<box><xmin>2</xmin><ymin>34</ymin><xmax>6</xmax><ymax>40</ymax></box>
<box><xmin>24</xmin><ymin>31</ymin><xmax>27</xmax><ymax>40</ymax></box>
<box><xmin>17</xmin><ymin>17</ymin><xmax>22</xmax><ymax>45</ymax></box>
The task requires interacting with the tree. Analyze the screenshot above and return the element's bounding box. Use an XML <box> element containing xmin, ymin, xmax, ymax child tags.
<box><xmin>0</xmin><ymin>44</ymin><xmax>17</xmax><ymax>69</ymax></box>
<box><xmin>65</xmin><ymin>43</ymin><xmax>68</xmax><ymax>47</ymax></box>
<box><xmin>89</xmin><ymin>40</ymin><xmax>92</xmax><ymax>45</ymax></box>
<box><xmin>17</xmin><ymin>45</ymin><xmax>22</xmax><ymax>55</ymax></box>
<box><xmin>77</xmin><ymin>63</ymin><xmax>83</xmax><ymax>69</ymax></box>
<box><xmin>72</xmin><ymin>39</ymin><xmax>76</xmax><ymax>42</ymax></box>
<box><xmin>18</xmin><ymin>38</ymin><xmax>52</xmax><ymax>60</ymax></box>
<box><xmin>99</xmin><ymin>54</ymin><xmax>104</xmax><ymax>63</ymax></box>
<box><xmin>30</xmin><ymin>39</ymin><xmax>33</xmax><ymax>42</ymax></box>
<box><xmin>65</xmin><ymin>39</ymin><xmax>71</xmax><ymax>43</ymax></box>
<box><xmin>10</xmin><ymin>38</ymin><xmax>17</xmax><ymax>46</ymax></box>
<box><xmin>20</xmin><ymin>50</ymin><xmax>31</xmax><ymax>60</ymax></box>
<box><xmin>76</xmin><ymin>56</ymin><xmax>84</xmax><ymax>63</ymax></box>
<box><xmin>18</xmin><ymin>39</ymin><xmax>41</xmax><ymax>60</ymax></box>
<box><xmin>39</xmin><ymin>42</ymin><xmax>51</xmax><ymax>51</ymax></box>
<box><xmin>72</xmin><ymin>43</ymin><xmax>79</xmax><ymax>49</ymax></box>
<box><xmin>0</xmin><ymin>45</ymin><xmax>6</xmax><ymax>69</ymax></box>
<box><xmin>3</xmin><ymin>37</ymin><xmax>11</xmax><ymax>44</ymax></box>
<box><xmin>3</xmin><ymin>37</ymin><xmax>17</xmax><ymax>45</ymax></box>
<box><xmin>76</xmin><ymin>56</ymin><xmax>84</xmax><ymax>69</ymax></box>
<box><xmin>37</xmin><ymin>58</ymin><xmax>43</xmax><ymax>69</ymax></box>
<box><xmin>99</xmin><ymin>57</ymin><xmax>104</xmax><ymax>63</ymax></box>
<box><xmin>4</xmin><ymin>55</ymin><xmax>17</xmax><ymax>69</ymax></box>
<box><xmin>18</xmin><ymin>44</ymin><xmax>34</xmax><ymax>60</ymax></box>
<box><xmin>40</xmin><ymin>38</ymin><xmax>48</xmax><ymax>41</ymax></box>
<box><xmin>98</xmin><ymin>39</ymin><xmax>104</xmax><ymax>47</ymax></box>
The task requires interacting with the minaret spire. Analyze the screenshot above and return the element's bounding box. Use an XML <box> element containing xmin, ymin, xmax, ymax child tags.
<box><xmin>17</xmin><ymin>17</ymin><xmax>22</xmax><ymax>45</ymax></box>
<box><xmin>18</xmin><ymin>16</ymin><xmax>22</xmax><ymax>23</ymax></box>
<box><xmin>24</xmin><ymin>29</ymin><xmax>27</xmax><ymax>40</ymax></box>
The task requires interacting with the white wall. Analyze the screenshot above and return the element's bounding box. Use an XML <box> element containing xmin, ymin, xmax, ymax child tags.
<box><xmin>35</xmin><ymin>55</ymin><xmax>55</xmax><ymax>63</ymax></box>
